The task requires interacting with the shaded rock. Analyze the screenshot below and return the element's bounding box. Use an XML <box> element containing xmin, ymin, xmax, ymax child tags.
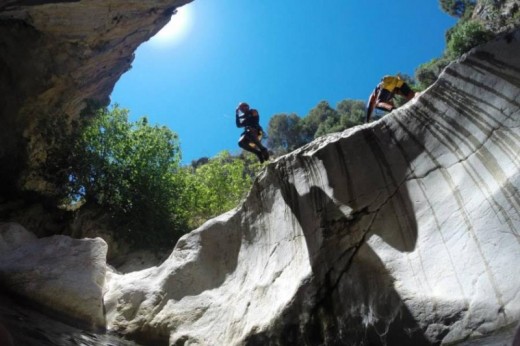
<box><xmin>70</xmin><ymin>204</ymin><xmax>132</xmax><ymax>262</ymax></box>
<box><xmin>113</xmin><ymin>249</ymin><xmax>169</xmax><ymax>274</ymax></box>
<box><xmin>0</xmin><ymin>0</ymin><xmax>192</xmax><ymax>201</ymax></box>
<box><xmin>104</xmin><ymin>30</ymin><xmax>520</xmax><ymax>345</ymax></box>
<box><xmin>0</xmin><ymin>232</ymin><xmax>108</xmax><ymax>330</ymax></box>
<box><xmin>0</xmin><ymin>291</ymin><xmax>141</xmax><ymax>346</ymax></box>
<box><xmin>0</xmin><ymin>221</ymin><xmax>37</xmax><ymax>252</ymax></box>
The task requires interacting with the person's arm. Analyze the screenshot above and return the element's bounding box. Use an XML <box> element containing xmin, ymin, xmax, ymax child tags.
<box><xmin>366</xmin><ymin>88</ymin><xmax>377</xmax><ymax>123</ymax></box>
<box><xmin>236</xmin><ymin>108</ymin><xmax>243</xmax><ymax>128</ymax></box>
<box><xmin>251</xmin><ymin>109</ymin><xmax>259</xmax><ymax>125</ymax></box>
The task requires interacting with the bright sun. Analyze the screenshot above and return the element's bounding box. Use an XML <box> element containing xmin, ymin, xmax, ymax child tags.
<box><xmin>151</xmin><ymin>6</ymin><xmax>192</xmax><ymax>46</ymax></box>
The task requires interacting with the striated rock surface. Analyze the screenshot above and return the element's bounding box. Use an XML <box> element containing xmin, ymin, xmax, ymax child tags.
<box><xmin>1</xmin><ymin>1</ymin><xmax>520</xmax><ymax>345</ymax></box>
<box><xmin>104</xmin><ymin>31</ymin><xmax>520</xmax><ymax>345</ymax></box>
<box><xmin>0</xmin><ymin>0</ymin><xmax>192</xmax><ymax>199</ymax></box>
<box><xmin>0</xmin><ymin>223</ymin><xmax>108</xmax><ymax>330</ymax></box>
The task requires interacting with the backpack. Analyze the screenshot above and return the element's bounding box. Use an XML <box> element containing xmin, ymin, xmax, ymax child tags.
<box><xmin>380</xmin><ymin>75</ymin><xmax>404</xmax><ymax>92</ymax></box>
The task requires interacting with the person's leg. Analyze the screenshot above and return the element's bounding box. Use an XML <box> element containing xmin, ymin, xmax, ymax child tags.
<box><xmin>239</xmin><ymin>135</ymin><xmax>258</xmax><ymax>153</ymax></box>
<box><xmin>250</xmin><ymin>130</ymin><xmax>269</xmax><ymax>161</ymax></box>
<box><xmin>376</xmin><ymin>88</ymin><xmax>395</xmax><ymax>111</ymax></box>
<box><xmin>239</xmin><ymin>134</ymin><xmax>265</xmax><ymax>163</ymax></box>
<box><xmin>250</xmin><ymin>132</ymin><xmax>267</xmax><ymax>151</ymax></box>
<box><xmin>247</xmin><ymin>129</ymin><xmax>270</xmax><ymax>160</ymax></box>
<box><xmin>396</xmin><ymin>82</ymin><xmax>416</xmax><ymax>100</ymax></box>
<box><xmin>375</xmin><ymin>102</ymin><xmax>394</xmax><ymax>111</ymax></box>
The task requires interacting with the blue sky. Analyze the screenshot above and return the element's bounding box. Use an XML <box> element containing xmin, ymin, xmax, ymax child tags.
<box><xmin>110</xmin><ymin>0</ymin><xmax>456</xmax><ymax>164</ymax></box>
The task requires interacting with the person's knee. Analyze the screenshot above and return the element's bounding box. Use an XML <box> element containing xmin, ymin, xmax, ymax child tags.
<box><xmin>376</xmin><ymin>102</ymin><xmax>394</xmax><ymax>111</ymax></box>
<box><xmin>238</xmin><ymin>140</ymin><xmax>248</xmax><ymax>150</ymax></box>
<box><xmin>399</xmin><ymin>83</ymin><xmax>415</xmax><ymax>100</ymax></box>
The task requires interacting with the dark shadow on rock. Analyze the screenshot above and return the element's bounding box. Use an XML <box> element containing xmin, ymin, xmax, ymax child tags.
<box><xmin>245</xmin><ymin>116</ymin><xmax>436</xmax><ymax>345</ymax></box>
<box><xmin>0</xmin><ymin>291</ymin><xmax>142</xmax><ymax>346</ymax></box>
<box><xmin>277</xmin><ymin>183</ymin><xmax>431</xmax><ymax>345</ymax></box>
<box><xmin>514</xmin><ymin>323</ymin><xmax>520</xmax><ymax>346</ymax></box>
<box><xmin>314</xmin><ymin>122</ymin><xmax>423</xmax><ymax>253</ymax></box>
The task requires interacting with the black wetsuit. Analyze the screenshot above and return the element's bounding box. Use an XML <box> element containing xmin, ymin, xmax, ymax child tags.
<box><xmin>236</xmin><ymin>109</ymin><xmax>269</xmax><ymax>162</ymax></box>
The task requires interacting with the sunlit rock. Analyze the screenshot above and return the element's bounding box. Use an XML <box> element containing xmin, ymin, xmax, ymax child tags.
<box><xmin>104</xmin><ymin>30</ymin><xmax>520</xmax><ymax>345</ymax></box>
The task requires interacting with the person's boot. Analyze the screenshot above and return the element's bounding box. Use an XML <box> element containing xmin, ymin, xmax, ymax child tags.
<box><xmin>255</xmin><ymin>151</ymin><xmax>265</xmax><ymax>163</ymax></box>
<box><xmin>261</xmin><ymin>148</ymin><xmax>269</xmax><ymax>161</ymax></box>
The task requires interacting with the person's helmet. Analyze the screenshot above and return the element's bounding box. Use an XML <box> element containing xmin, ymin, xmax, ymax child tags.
<box><xmin>237</xmin><ymin>102</ymin><xmax>250</xmax><ymax>112</ymax></box>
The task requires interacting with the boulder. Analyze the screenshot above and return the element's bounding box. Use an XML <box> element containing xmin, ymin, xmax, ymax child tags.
<box><xmin>0</xmin><ymin>227</ymin><xmax>108</xmax><ymax>330</ymax></box>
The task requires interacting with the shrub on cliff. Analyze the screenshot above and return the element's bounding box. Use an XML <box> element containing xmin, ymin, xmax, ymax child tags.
<box><xmin>180</xmin><ymin>151</ymin><xmax>263</xmax><ymax>229</ymax></box>
<box><xmin>69</xmin><ymin>105</ymin><xmax>187</xmax><ymax>249</ymax></box>
<box><xmin>446</xmin><ymin>20</ymin><xmax>493</xmax><ymax>58</ymax></box>
<box><xmin>414</xmin><ymin>1</ymin><xmax>495</xmax><ymax>89</ymax></box>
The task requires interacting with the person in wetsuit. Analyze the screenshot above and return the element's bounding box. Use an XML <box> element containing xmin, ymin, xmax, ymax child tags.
<box><xmin>235</xmin><ymin>102</ymin><xmax>270</xmax><ymax>163</ymax></box>
<box><xmin>366</xmin><ymin>75</ymin><xmax>416</xmax><ymax>123</ymax></box>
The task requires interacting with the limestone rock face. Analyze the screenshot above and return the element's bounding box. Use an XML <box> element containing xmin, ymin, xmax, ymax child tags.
<box><xmin>0</xmin><ymin>0</ymin><xmax>192</xmax><ymax>198</ymax></box>
<box><xmin>472</xmin><ymin>0</ymin><xmax>520</xmax><ymax>33</ymax></box>
<box><xmin>0</xmin><ymin>224</ymin><xmax>108</xmax><ymax>330</ymax></box>
<box><xmin>104</xmin><ymin>31</ymin><xmax>520</xmax><ymax>345</ymax></box>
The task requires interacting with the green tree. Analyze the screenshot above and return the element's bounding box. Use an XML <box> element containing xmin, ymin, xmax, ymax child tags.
<box><xmin>266</xmin><ymin>99</ymin><xmax>366</xmax><ymax>156</ymax></box>
<box><xmin>182</xmin><ymin>151</ymin><xmax>262</xmax><ymax>228</ymax></box>
<box><xmin>446</xmin><ymin>20</ymin><xmax>492</xmax><ymax>58</ymax></box>
<box><xmin>336</xmin><ymin>99</ymin><xmax>366</xmax><ymax>128</ymax></box>
<box><xmin>266</xmin><ymin>113</ymin><xmax>305</xmax><ymax>155</ymax></box>
<box><xmin>70</xmin><ymin>105</ymin><xmax>186</xmax><ymax>249</ymax></box>
<box><xmin>301</xmin><ymin>101</ymin><xmax>339</xmax><ymax>141</ymax></box>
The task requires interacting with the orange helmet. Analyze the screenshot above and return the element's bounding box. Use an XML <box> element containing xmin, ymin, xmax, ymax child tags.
<box><xmin>237</xmin><ymin>102</ymin><xmax>250</xmax><ymax>113</ymax></box>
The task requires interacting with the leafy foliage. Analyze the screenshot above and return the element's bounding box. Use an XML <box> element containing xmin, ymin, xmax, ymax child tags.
<box><xmin>36</xmin><ymin>114</ymin><xmax>81</xmax><ymax>199</ymax></box>
<box><xmin>266</xmin><ymin>113</ymin><xmax>306</xmax><ymax>156</ymax></box>
<box><xmin>266</xmin><ymin>99</ymin><xmax>365</xmax><ymax>155</ymax></box>
<box><xmin>415</xmin><ymin>1</ymin><xmax>496</xmax><ymax>89</ymax></box>
<box><xmin>301</xmin><ymin>101</ymin><xmax>338</xmax><ymax>141</ymax></box>
<box><xmin>68</xmin><ymin>106</ymin><xmax>265</xmax><ymax>249</ymax></box>
<box><xmin>446</xmin><ymin>20</ymin><xmax>493</xmax><ymax>58</ymax></box>
<box><xmin>181</xmin><ymin>151</ymin><xmax>263</xmax><ymax>228</ymax></box>
<box><xmin>336</xmin><ymin>99</ymin><xmax>366</xmax><ymax>128</ymax></box>
<box><xmin>415</xmin><ymin>57</ymin><xmax>452</xmax><ymax>89</ymax></box>
<box><xmin>69</xmin><ymin>105</ymin><xmax>186</xmax><ymax>249</ymax></box>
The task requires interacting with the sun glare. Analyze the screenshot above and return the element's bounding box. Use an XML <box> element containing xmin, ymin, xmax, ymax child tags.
<box><xmin>151</xmin><ymin>5</ymin><xmax>192</xmax><ymax>46</ymax></box>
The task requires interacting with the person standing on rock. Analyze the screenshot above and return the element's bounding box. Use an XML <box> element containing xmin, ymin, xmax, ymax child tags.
<box><xmin>235</xmin><ymin>102</ymin><xmax>270</xmax><ymax>163</ymax></box>
<box><xmin>365</xmin><ymin>75</ymin><xmax>417</xmax><ymax>123</ymax></box>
